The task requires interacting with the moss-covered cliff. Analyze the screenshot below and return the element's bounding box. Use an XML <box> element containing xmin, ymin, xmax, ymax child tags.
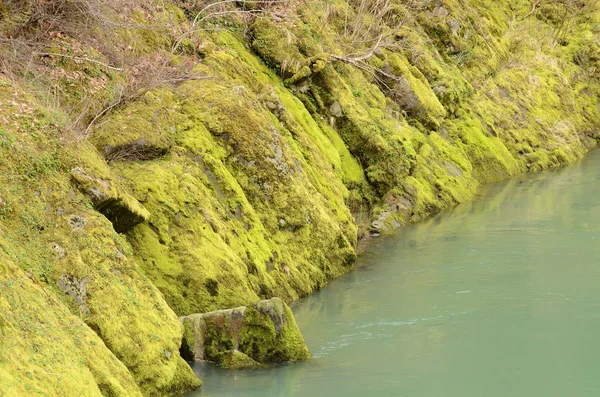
<box><xmin>1</xmin><ymin>0</ymin><xmax>599</xmax><ymax>395</ymax></box>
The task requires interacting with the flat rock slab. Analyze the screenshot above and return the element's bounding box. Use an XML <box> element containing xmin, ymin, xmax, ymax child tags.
<box><xmin>180</xmin><ymin>298</ymin><xmax>309</xmax><ymax>368</ymax></box>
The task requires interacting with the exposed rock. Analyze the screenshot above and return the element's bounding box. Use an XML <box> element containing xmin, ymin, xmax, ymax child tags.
<box><xmin>444</xmin><ymin>161</ymin><xmax>464</xmax><ymax>178</ymax></box>
<box><xmin>50</xmin><ymin>242</ymin><xmax>66</xmax><ymax>258</ymax></box>
<box><xmin>266</xmin><ymin>129</ymin><xmax>292</xmax><ymax>176</ymax></box>
<box><xmin>57</xmin><ymin>274</ymin><xmax>90</xmax><ymax>315</ymax></box>
<box><xmin>370</xmin><ymin>210</ymin><xmax>400</xmax><ymax>236</ymax></box>
<box><xmin>370</xmin><ymin>194</ymin><xmax>413</xmax><ymax>236</ymax></box>
<box><xmin>71</xmin><ymin>167</ymin><xmax>150</xmax><ymax>233</ymax></box>
<box><xmin>68</xmin><ymin>215</ymin><xmax>87</xmax><ymax>231</ymax></box>
<box><xmin>391</xmin><ymin>76</ymin><xmax>421</xmax><ymax>113</ymax></box>
<box><xmin>434</xmin><ymin>6</ymin><xmax>450</xmax><ymax>18</ymax></box>
<box><xmin>448</xmin><ymin>18</ymin><xmax>461</xmax><ymax>35</ymax></box>
<box><xmin>180</xmin><ymin>298</ymin><xmax>309</xmax><ymax>367</ymax></box>
<box><xmin>260</xmin><ymin>91</ymin><xmax>287</xmax><ymax>119</ymax></box>
<box><xmin>330</xmin><ymin>101</ymin><xmax>343</xmax><ymax>118</ymax></box>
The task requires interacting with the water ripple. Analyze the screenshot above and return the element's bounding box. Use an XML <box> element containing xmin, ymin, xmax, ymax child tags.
<box><xmin>314</xmin><ymin>331</ymin><xmax>393</xmax><ymax>357</ymax></box>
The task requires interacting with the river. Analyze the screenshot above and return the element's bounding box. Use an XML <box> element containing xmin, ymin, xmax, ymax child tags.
<box><xmin>190</xmin><ymin>149</ymin><xmax>600</xmax><ymax>397</ymax></box>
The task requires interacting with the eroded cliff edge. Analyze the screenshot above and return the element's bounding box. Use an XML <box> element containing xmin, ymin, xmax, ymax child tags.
<box><xmin>1</xmin><ymin>0</ymin><xmax>599</xmax><ymax>395</ymax></box>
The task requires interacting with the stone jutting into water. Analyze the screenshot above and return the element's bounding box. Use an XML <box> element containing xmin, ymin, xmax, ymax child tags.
<box><xmin>181</xmin><ymin>298</ymin><xmax>310</xmax><ymax>369</ymax></box>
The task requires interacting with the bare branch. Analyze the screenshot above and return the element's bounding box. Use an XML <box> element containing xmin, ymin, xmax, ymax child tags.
<box><xmin>34</xmin><ymin>52</ymin><xmax>124</xmax><ymax>71</ymax></box>
<box><xmin>524</xmin><ymin>0</ymin><xmax>542</xmax><ymax>18</ymax></box>
<box><xmin>171</xmin><ymin>0</ymin><xmax>290</xmax><ymax>55</ymax></box>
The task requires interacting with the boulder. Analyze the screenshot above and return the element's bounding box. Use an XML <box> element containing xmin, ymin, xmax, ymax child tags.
<box><xmin>180</xmin><ymin>298</ymin><xmax>310</xmax><ymax>368</ymax></box>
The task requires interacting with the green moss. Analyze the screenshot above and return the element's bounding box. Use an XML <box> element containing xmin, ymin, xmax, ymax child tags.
<box><xmin>446</xmin><ymin>116</ymin><xmax>521</xmax><ymax>183</ymax></box>
<box><xmin>250</xmin><ymin>18</ymin><xmax>308</xmax><ymax>79</ymax></box>
<box><xmin>238</xmin><ymin>299</ymin><xmax>310</xmax><ymax>363</ymax></box>
<box><xmin>0</xmin><ymin>80</ymin><xmax>200</xmax><ymax>396</ymax></box>
<box><xmin>217</xmin><ymin>350</ymin><xmax>262</xmax><ymax>369</ymax></box>
<box><xmin>181</xmin><ymin>298</ymin><xmax>309</xmax><ymax>366</ymax></box>
<box><xmin>0</xmin><ymin>250</ymin><xmax>144</xmax><ymax>397</ymax></box>
<box><xmin>2</xmin><ymin>0</ymin><xmax>600</xmax><ymax>394</ymax></box>
<box><xmin>372</xmin><ymin>51</ymin><xmax>447</xmax><ymax>128</ymax></box>
<box><xmin>316</xmin><ymin>119</ymin><xmax>368</xmax><ymax>189</ymax></box>
<box><xmin>93</xmin><ymin>89</ymin><xmax>181</xmax><ymax>154</ymax></box>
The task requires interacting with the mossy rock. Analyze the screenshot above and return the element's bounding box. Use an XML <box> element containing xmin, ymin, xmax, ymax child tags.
<box><xmin>0</xmin><ymin>79</ymin><xmax>201</xmax><ymax>397</ymax></box>
<box><xmin>0</xmin><ymin>249</ymin><xmax>143</xmax><ymax>396</ymax></box>
<box><xmin>181</xmin><ymin>298</ymin><xmax>309</xmax><ymax>367</ymax></box>
<box><xmin>92</xmin><ymin>89</ymin><xmax>179</xmax><ymax>158</ymax></box>
<box><xmin>238</xmin><ymin>298</ymin><xmax>310</xmax><ymax>363</ymax></box>
<box><xmin>71</xmin><ymin>167</ymin><xmax>150</xmax><ymax>233</ymax></box>
<box><xmin>217</xmin><ymin>350</ymin><xmax>262</xmax><ymax>369</ymax></box>
<box><xmin>374</xmin><ymin>51</ymin><xmax>447</xmax><ymax>128</ymax></box>
<box><xmin>250</xmin><ymin>18</ymin><xmax>308</xmax><ymax>79</ymax></box>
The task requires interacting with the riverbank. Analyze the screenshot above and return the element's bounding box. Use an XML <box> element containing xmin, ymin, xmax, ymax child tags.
<box><xmin>193</xmin><ymin>147</ymin><xmax>600</xmax><ymax>397</ymax></box>
<box><xmin>1</xmin><ymin>1</ymin><xmax>600</xmax><ymax>395</ymax></box>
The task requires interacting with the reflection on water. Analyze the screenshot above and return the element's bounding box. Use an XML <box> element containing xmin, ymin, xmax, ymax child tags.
<box><xmin>190</xmin><ymin>150</ymin><xmax>600</xmax><ymax>397</ymax></box>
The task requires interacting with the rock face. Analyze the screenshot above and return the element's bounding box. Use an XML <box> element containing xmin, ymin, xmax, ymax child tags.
<box><xmin>181</xmin><ymin>298</ymin><xmax>310</xmax><ymax>369</ymax></box>
<box><xmin>0</xmin><ymin>83</ymin><xmax>200</xmax><ymax>397</ymax></box>
<box><xmin>2</xmin><ymin>0</ymin><xmax>600</xmax><ymax>394</ymax></box>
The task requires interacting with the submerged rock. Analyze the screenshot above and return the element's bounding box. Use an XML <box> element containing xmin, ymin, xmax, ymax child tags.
<box><xmin>181</xmin><ymin>298</ymin><xmax>310</xmax><ymax>368</ymax></box>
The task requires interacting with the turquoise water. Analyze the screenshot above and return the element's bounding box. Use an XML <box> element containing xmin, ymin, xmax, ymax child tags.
<box><xmin>190</xmin><ymin>149</ymin><xmax>600</xmax><ymax>397</ymax></box>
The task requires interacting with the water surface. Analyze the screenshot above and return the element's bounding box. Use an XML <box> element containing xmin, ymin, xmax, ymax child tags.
<box><xmin>191</xmin><ymin>150</ymin><xmax>600</xmax><ymax>397</ymax></box>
